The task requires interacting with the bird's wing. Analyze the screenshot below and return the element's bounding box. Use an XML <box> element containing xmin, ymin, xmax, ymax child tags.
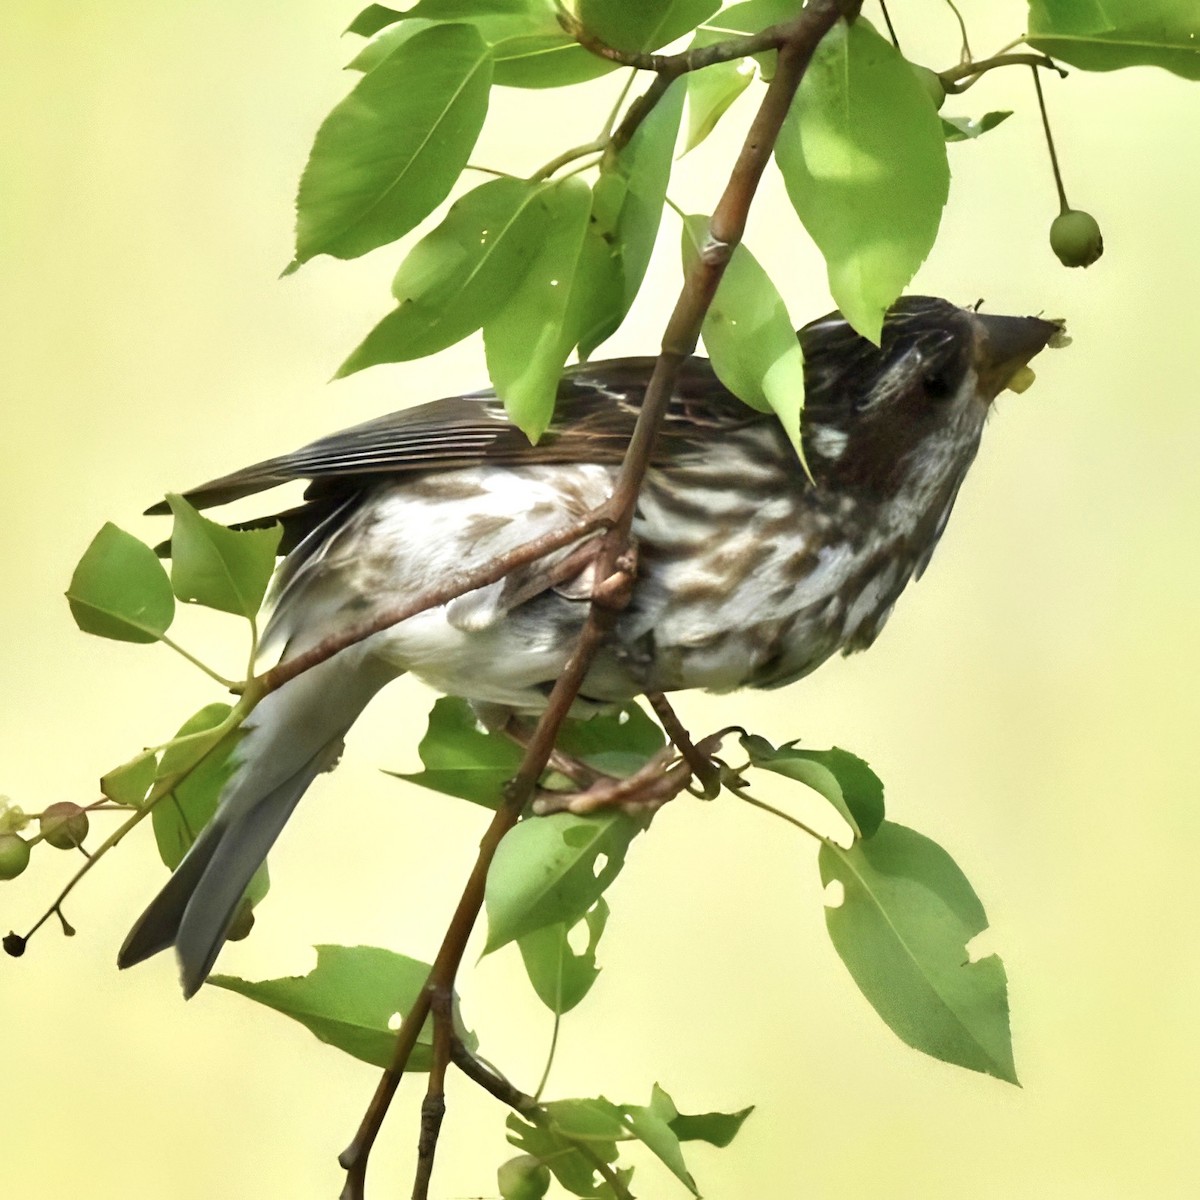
<box><xmin>147</xmin><ymin>356</ymin><xmax>761</xmax><ymax>516</ymax></box>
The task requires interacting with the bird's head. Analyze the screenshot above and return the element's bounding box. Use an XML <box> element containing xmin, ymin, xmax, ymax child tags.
<box><xmin>797</xmin><ymin>296</ymin><xmax>1062</xmax><ymax>499</ymax></box>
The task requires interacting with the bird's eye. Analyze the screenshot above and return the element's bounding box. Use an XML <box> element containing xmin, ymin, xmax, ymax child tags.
<box><xmin>923</xmin><ymin>369</ymin><xmax>955</xmax><ymax>400</ymax></box>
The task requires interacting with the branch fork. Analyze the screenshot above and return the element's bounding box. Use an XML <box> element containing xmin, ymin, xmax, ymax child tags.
<box><xmin>328</xmin><ymin>3</ymin><xmax>860</xmax><ymax>1194</ymax></box>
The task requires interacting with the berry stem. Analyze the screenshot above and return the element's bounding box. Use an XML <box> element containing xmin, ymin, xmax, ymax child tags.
<box><xmin>1031</xmin><ymin>64</ymin><xmax>1070</xmax><ymax>213</ymax></box>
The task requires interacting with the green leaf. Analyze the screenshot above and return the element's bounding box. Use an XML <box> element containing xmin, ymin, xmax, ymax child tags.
<box><xmin>338</xmin><ymin>178</ymin><xmax>549</xmax><ymax>374</ymax></box>
<box><xmin>1027</xmin><ymin>0</ymin><xmax>1200</xmax><ymax>80</ymax></box>
<box><xmin>388</xmin><ymin>696</ymin><xmax>522</xmax><ymax>808</ymax></box>
<box><xmin>554</xmin><ymin>703</ymin><xmax>665</xmax><ymax>778</ymax></box>
<box><xmin>573</xmin><ymin>77</ymin><xmax>685</xmax><ymax>360</ymax></box>
<box><xmin>941</xmin><ymin>111</ymin><xmax>1012</xmax><ymax>141</ymax></box>
<box><xmin>485</xmin><ymin>810</ymin><xmax>643</xmax><ymax>952</ymax></box>
<box><xmin>774</xmin><ymin>18</ymin><xmax>949</xmax><ymax>342</ymax></box>
<box><xmin>517</xmin><ymin>898</ymin><xmax>609</xmax><ymax>1013</ymax></box>
<box><xmin>712</xmin><ymin>0</ymin><xmax>802</xmax><ymax>32</ymax></box>
<box><xmin>577</xmin><ymin>0</ymin><xmax>719</xmax><ymax>52</ymax></box>
<box><xmin>210</xmin><ymin>944</ymin><xmax>476</xmax><ymax>1071</ymax></box>
<box><xmin>668</xmin><ymin>1104</ymin><xmax>754</xmax><ymax>1148</ymax></box>
<box><xmin>819</xmin><ymin>821</ymin><xmax>1017</xmax><ymax>1083</ymax></box>
<box><xmin>345</xmin><ymin>4</ymin><xmax>404</xmax><ymax>37</ymax></box>
<box><xmin>100</xmin><ymin>748</ymin><xmax>159</xmax><ymax>808</ymax></box>
<box><xmin>507</xmin><ymin>1112</ymin><xmax>622</xmax><ymax>1196</ymax></box>
<box><xmin>614</xmin><ymin>1085</ymin><xmax>697</xmax><ymax>1195</ymax></box>
<box><xmin>681</xmin><ymin>214</ymin><xmax>807</xmax><ymax>451</ymax></box>
<box><xmin>67</xmin><ymin>523</ymin><xmax>175</xmax><ymax>643</ymax></box>
<box><xmin>682</xmin><ymin>37</ymin><xmax>755</xmax><ymax>155</ymax></box>
<box><xmin>483</xmin><ymin>176</ymin><xmax>592</xmax><ymax>440</ymax></box>
<box><xmin>294</xmin><ymin>23</ymin><xmax>493</xmax><ymax>264</ymax></box>
<box><xmin>741</xmin><ymin>733</ymin><xmax>884</xmax><ymax>839</ymax></box>
<box><xmin>346</xmin><ymin>0</ymin><xmax>612</xmax><ymax>88</ymax></box>
<box><xmin>491</xmin><ymin>32</ymin><xmax>619</xmax><ymax>87</ymax></box>
<box><xmin>165</xmin><ymin>494</ymin><xmax>281</xmax><ymax>618</ymax></box>
<box><xmin>346</xmin><ymin>18</ymin><xmax>434</xmax><ymax>72</ymax></box>
<box><xmin>348</xmin><ymin>2</ymin><xmax>548</xmax><ymax>73</ymax></box>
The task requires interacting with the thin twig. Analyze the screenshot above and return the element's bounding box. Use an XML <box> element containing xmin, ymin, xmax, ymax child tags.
<box><xmin>410</xmin><ymin>988</ymin><xmax>453</xmax><ymax>1200</ymax></box>
<box><xmin>646</xmin><ymin>692</ymin><xmax>721</xmax><ymax>798</ymax></box>
<box><xmin>732</xmin><ymin>786</ymin><xmax>826</xmax><ymax>843</ymax></box>
<box><xmin>877</xmin><ymin>0</ymin><xmax>900</xmax><ymax>49</ymax></box>
<box><xmin>261</xmin><ymin>509</ymin><xmax>609</xmax><ymax>695</ymax></box>
<box><xmin>159</xmin><ymin>635</ymin><xmax>237</xmax><ymax>689</ymax></box>
<box><xmin>940</xmin><ymin>51</ymin><xmax>1065</xmax><ymax>92</ymax></box>
<box><xmin>943</xmin><ymin>0</ymin><xmax>972</xmax><ymax>64</ymax></box>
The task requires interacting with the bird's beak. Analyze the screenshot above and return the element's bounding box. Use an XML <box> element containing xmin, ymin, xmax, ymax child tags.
<box><xmin>972</xmin><ymin>311</ymin><xmax>1064</xmax><ymax>399</ymax></box>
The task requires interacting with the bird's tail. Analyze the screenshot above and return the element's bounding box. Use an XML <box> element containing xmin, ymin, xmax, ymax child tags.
<box><xmin>118</xmin><ymin>649</ymin><xmax>396</xmax><ymax>997</ymax></box>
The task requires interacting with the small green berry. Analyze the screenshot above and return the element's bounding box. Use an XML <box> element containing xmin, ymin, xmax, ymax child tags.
<box><xmin>0</xmin><ymin>834</ymin><xmax>31</xmax><ymax>880</ymax></box>
<box><xmin>497</xmin><ymin>1154</ymin><xmax>551</xmax><ymax>1200</ymax></box>
<box><xmin>1050</xmin><ymin>209</ymin><xmax>1103</xmax><ymax>268</ymax></box>
<box><xmin>910</xmin><ymin>65</ymin><xmax>946</xmax><ymax>111</ymax></box>
<box><xmin>39</xmin><ymin>802</ymin><xmax>89</xmax><ymax>850</ymax></box>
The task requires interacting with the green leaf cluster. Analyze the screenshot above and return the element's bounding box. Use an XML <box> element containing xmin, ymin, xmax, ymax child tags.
<box><xmin>69</xmin><ymin>498</ymin><xmax>282</xmax><ymax>909</ymax></box>
<box><xmin>507</xmin><ymin>1085</ymin><xmax>752</xmax><ymax>1198</ymax></box>
<box><xmin>67</xmin><ymin>495</ymin><xmax>280</xmax><ymax>646</ymax></box>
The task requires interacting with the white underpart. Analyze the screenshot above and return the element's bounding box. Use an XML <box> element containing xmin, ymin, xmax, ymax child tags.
<box><xmin>810</xmin><ymin>424</ymin><xmax>849</xmax><ymax>460</ymax></box>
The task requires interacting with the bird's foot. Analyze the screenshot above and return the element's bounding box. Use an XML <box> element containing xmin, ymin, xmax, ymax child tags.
<box><xmin>532</xmin><ymin>729</ymin><xmax>730</xmax><ymax>817</ymax></box>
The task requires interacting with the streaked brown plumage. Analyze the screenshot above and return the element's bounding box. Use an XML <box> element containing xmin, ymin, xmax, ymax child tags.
<box><xmin>121</xmin><ymin>296</ymin><xmax>1060</xmax><ymax>995</ymax></box>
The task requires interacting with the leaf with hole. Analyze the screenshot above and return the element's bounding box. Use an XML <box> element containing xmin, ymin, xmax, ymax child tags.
<box><xmin>555</xmin><ymin>702</ymin><xmax>665</xmax><ymax>778</ymax></box>
<box><xmin>517</xmin><ymin>898</ymin><xmax>609</xmax><ymax>1014</ymax></box>
<box><xmin>819</xmin><ymin>821</ymin><xmax>1016</xmax><ymax>1083</ymax></box>
<box><xmin>210</xmin><ymin>944</ymin><xmax>476</xmax><ymax>1070</ymax></box>
<box><xmin>67</xmin><ymin>523</ymin><xmax>175</xmax><ymax>643</ymax></box>
<box><xmin>387</xmin><ymin>696</ymin><xmax>522</xmax><ymax>809</ymax></box>
<box><xmin>484</xmin><ymin>810</ymin><xmax>643</xmax><ymax>952</ymax></box>
<box><xmin>774</xmin><ymin>18</ymin><xmax>949</xmax><ymax>342</ymax></box>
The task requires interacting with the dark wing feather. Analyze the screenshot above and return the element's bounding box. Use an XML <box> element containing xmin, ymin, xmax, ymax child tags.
<box><xmin>146</xmin><ymin>355</ymin><xmax>763</xmax><ymax>517</ymax></box>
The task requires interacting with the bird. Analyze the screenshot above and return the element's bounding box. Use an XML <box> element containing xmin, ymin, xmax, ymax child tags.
<box><xmin>118</xmin><ymin>295</ymin><xmax>1061</xmax><ymax>996</ymax></box>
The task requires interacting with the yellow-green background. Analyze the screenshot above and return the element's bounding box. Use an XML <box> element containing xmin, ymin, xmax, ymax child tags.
<box><xmin>3</xmin><ymin>3</ymin><xmax>1198</xmax><ymax>1197</ymax></box>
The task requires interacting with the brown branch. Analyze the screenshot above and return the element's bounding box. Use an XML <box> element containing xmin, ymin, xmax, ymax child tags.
<box><xmin>940</xmin><ymin>51</ymin><xmax>1066</xmax><ymax>92</ymax></box>
<box><xmin>559</xmin><ymin>9</ymin><xmax>811</xmax><ymax>77</ymax></box>
<box><xmin>338</xmin><ymin>2</ymin><xmax>854</xmax><ymax>1194</ymax></box>
<box><xmin>410</xmin><ymin>988</ymin><xmax>453</xmax><ymax>1200</ymax></box>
